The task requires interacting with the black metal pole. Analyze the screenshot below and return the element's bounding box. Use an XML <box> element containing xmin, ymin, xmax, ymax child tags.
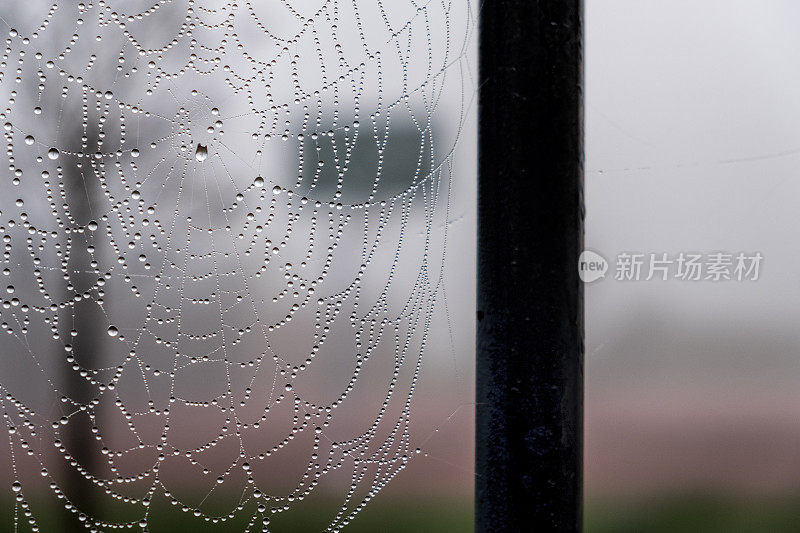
<box><xmin>476</xmin><ymin>1</ymin><xmax>584</xmax><ymax>532</ymax></box>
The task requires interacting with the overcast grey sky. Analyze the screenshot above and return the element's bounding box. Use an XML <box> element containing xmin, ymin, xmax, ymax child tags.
<box><xmin>586</xmin><ymin>0</ymin><xmax>800</xmax><ymax>496</ymax></box>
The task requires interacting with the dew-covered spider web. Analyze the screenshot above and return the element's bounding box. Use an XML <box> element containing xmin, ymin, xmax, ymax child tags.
<box><xmin>0</xmin><ymin>1</ymin><xmax>475</xmax><ymax>531</ymax></box>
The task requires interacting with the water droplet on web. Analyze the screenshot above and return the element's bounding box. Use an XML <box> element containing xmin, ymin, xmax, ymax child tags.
<box><xmin>24</xmin><ymin>135</ymin><xmax>34</xmax><ymax>145</ymax></box>
<box><xmin>47</xmin><ymin>148</ymin><xmax>59</xmax><ymax>160</ymax></box>
<box><xmin>273</xmin><ymin>185</ymin><xmax>282</xmax><ymax>195</ymax></box>
<box><xmin>195</xmin><ymin>143</ymin><xmax>208</xmax><ymax>162</ymax></box>
<box><xmin>107</xmin><ymin>326</ymin><xmax>118</xmax><ymax>337</ymax></box>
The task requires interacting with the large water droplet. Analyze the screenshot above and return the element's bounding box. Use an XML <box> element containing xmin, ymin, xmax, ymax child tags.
<box><xmin>107</xmin><ymin>326</ymin><xmax>118</xmax><ymax>337</ymax></box>
<box><xmin>47</xmin><ymin>148</ymin><xmax>59</xmax><ymax>160</ymax></box>
<box><xmin>195</xmin><ymin>143</ymin><xmax>208</xmax><ymax>162</ymax></box>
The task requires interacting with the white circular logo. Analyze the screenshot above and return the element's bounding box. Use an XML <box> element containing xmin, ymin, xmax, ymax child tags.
<box><xmin>579</xmin><ymin>250</ymin><xmax>608</xmax><ymax>283</ymax></box>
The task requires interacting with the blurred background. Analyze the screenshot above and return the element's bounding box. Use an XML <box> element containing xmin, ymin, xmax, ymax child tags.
<box><xmin>585</xmin><ymin>1</ymin><xmax>800</xmax><ymax>531</ymax></box>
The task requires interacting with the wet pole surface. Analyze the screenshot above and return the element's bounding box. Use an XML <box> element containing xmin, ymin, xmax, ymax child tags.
<box><xmin>476</xmin><ymin>1</ymin><xmax>584</xmax><ymax>531</ymax></box>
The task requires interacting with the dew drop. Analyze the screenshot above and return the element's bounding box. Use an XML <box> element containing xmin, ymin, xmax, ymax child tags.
<box><xmin>195</xmin><ymin>143</ymin><xmax>208</xmax><ymax>162</ymax></box>
<box><xmin>47</xmin><ymin>148</ymin><xmax>59</xmax><ymax>160</ymax></box>
<box><xmin>107</xmin><ymin>326</ymin><xmax>119</xmax><ymax>337</ymax></box>
<box><xmin>24</xmin><ymin>135</ymin><xmax>34</xmax><ymax>145</ymax></box>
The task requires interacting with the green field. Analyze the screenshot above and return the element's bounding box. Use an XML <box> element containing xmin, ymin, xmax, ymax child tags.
<box><xmin>3</xmin><ymin>495</ymin><xmax>800</xmax><ymax>531</ymax></box>
<box><xmin>585</xmin><ymin>495</ymin><xmax>800</xmax><ymax>533</ymax></box>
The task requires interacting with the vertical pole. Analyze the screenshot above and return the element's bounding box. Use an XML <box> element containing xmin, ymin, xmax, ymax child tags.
<box><xmin>476</xmin><ymin>1</ymin><xmax>584</xmax><ymax>532</ymax></box>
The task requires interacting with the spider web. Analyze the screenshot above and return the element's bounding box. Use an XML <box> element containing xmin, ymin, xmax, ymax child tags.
<box><xmin>0</xmin><ymin>1</ymin><xmax>475</xmax><ymax>531</ymax></box>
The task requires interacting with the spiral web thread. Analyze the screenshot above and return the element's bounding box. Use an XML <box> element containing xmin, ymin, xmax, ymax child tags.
<box><xmin>0</xmin><ymin>0</ymin><xmax>475</xmax><ymax>531</ymax></box>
